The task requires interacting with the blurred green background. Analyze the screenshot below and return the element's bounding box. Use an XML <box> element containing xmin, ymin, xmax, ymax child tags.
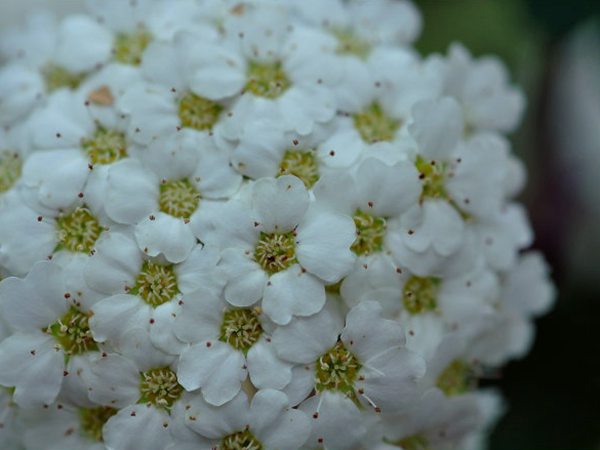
<box><xmin>414</xmin><ymin>0</ymin><xmax>600</xmax><ymax>448</ymax></box>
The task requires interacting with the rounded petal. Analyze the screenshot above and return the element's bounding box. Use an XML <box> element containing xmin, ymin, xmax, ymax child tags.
<box><xmin>135</xmin><ymin>213</ymin><xmax>196</xmax><ymax>263</ymax></box>
<box><xmin>247</xmin><ymin>337</ymin><xmax>293</xmax><ymax>390</ymax></box>
<box><xmin>252</xmin><ymin>176</ymin><xmax>309</xmax><ymax>232</ymax></box>
<box><xmin>103</xmin><ymin>404</ymin><xmax>173</xmax><ymax>450</ymax></box>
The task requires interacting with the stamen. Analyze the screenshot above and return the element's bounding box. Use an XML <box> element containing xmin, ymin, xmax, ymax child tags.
<box><xmin>351</xmin><ymin>209</ymin><xmax>386</xmax><ymax>256</ymax></box>
<box><xmin>254</xmin><ymin>231</ymin><xmax>297</xmax><ymax>274</ymax></box>
<box><xmin>81</xmin><ymin>128</ymin><xmax>127</xmax><ymax>165</ymax></box>
<box><xmin>436</xmin><ymin>359</ymin><xmax>472</xmax><ymax>396</ymax></box>
<box><xmin>245</xmin><ymin>61</ymin><xmax>291</xmax><ymax>99</ymax></box>
<box><xmin>139</xmin><ymin>367</ymin><xmax>183</xmax><ymax>411</ymax></box>
<box><xmin>42</xmin><ymin>64</ymin><xmax>85</xmax><ymax>91</ymax></box>
<box><xmin>402</xmin><ymin>276</ymin><xmax>440</xmax><ymax>315</ymax></box>
<box><xmin>332</xmin><ymin>28</ymin><xmax>371</xmax><ymax>59</ymax></box>
<box><xmin>279</xmin><ymin>149</ymin><xmax>319</xmax><ymax>188</ymax></box>
<box><xmin>113</xmin><ymin>29</ymin><xmax>151</xmax><ymax>65</ymax></box>
<box><xmin>415</xmin><ymin>156</ymin><xmax>448</xmax><ymax>201</ymax></box>
<box><xmin>221</xmin><ymin>430</ymin><xmax>263</xmax><ymax>450</ymax></box>
<box><xmin>79</xmin><ymin>406</ymin><xmax>117</xmax><ymax>442</ymax></box>
<box><xmin>178</xmin><ymin>92</ymin><xmax>223</xmax><ymax>131</ymax></box>
<box><xmin>0</xmin><ymin>150</ymin><xmax>21</xmax><ymax>192</ymax></box>
<box><xmin>47</xmin><ymin>307</ymin><xmax>98</xmax><ymax>356</ymax></box>
<box><xmin>56</xmin><ymin>207</ymin><xmax>103</xmax><ymax>254</ymax></box>
<box><xmin>131</xmin><ymin>261</ymin><xmax>179</xmax><ymax>307</ymax></box>
<box><xmin>353</xmin><ymin>102</ymin><xmax>400</xmax><ymax>143</ymax></box>
<box><xmin>158</xmin><ymin>179</ymin><xmax>201</xmax><ymax>219</ymax></box>
<box><xmin>315</xmin><ymin>341</ymin><xmax>361</xmax><ymax>400</ymax></box>
<box><xmin>220</xmin><ymin>308</ymin><xmax>263</xmax><ymax>354</ymax></box>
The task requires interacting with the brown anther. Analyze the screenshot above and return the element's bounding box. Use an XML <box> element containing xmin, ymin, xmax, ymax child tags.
<box><xmin>78</xmin><ymin>192</ymin><xmax>84</xmax><ymax>198</ymax></box>
<box><xmin>313</xmin><ymin>412</ymin><xmax>319</xmax><ymax>419</ymax></box>
<box><xmin>149</xmin><ymin>215</ymin><xmax>156</xmax><ymax>221</ymax></box>
<box><xmin>87</xmin><ymin>85</ymin><xmax>114</xmax><ymax>106</ymax></box>
<box><xmin>367</xmin><ymin>201</ymin><xmax>374</xmax><ymax>208</ymax></box>
<box><xmin>149</xmin><ymin>319</ymin><xmax>155</xmax><ymax>324</ymax></box>
<box><xmin>329</xmin><ymin>150</ymin><xmax>335</xmax><ymax>156</ymax></box>
<box><xmin>37</xmin><ymin>216</ymin><xmax>43</xmax><ymax>222</ymax></box>
<box><xmin>206</xmin><ymin>341</ymin><xmax>212</xmax><ymax>347</ymax></box>
<box><xmin>64</xmin><ymin>293</ymin><xmax>71</xmax><ymax>299</ymax></box>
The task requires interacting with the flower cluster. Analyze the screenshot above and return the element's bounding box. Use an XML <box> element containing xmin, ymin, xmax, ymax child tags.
<box><xmin>0</xmin><ymin>1</ymin><xmax>555</xmax><ymax>449</ymax></box>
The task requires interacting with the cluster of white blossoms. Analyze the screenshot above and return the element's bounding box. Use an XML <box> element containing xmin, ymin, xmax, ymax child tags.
<box><xmin>0</xmin><ymin>1</ymin><xmax>555</xmax><ymax>449</ymax></box>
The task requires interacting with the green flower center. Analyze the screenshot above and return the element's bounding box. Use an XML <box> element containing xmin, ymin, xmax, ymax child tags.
<box><xmin>333</xmin><ymin>28</ymin><xmax>371</xmax><ymax>59</ymax></box>
<box><xmin>113</xmin><ymin>30</ymin><xmax>151</xmax><ymax>65</ymax></box>
<box><xmin>139</xmin><ymin>367</ymin><xmax>183</xmax><ymax>411</ymax></box>
<box><xmin>178</xmin><ymin>92</ymin><xmax>223</xmax><ymax>131</ymax></box>
<box><xmin>436</xmin><ymin>359</ymin><xmax>472</xmax><ymax>397</ymax></box>
<box><xmin>279</xmin><ymin>149</ymin><xmax>319</xmax><ymax>188</ymax></box>
<box><xmin>315</xmin><ymin>341</ymin><xmax>361</xmax><ymax>399</ymax></box>
<box><xmin>402</xmin><ymin>276</ymin><xmax>440</xmax><ymax>315</ymax></box>
<box><xmin>43</xmin><ymin>64</ymin><xmax>85</xmax><ymax>91</ymax></box>
<box><xmin>79</xmin><ymin>406</ymin><xmax>117</xmax><ymax>442</ymax></box>
<box><xmin>415</xmin><ymin>156</ymin><xmax>448</xmax><ymax>201</ymax></box>
<box><xmin>159</xmin><ymin>178</ymin><xmax>201</xmax><ymax>219</ymax></box>
<box><xmin>353</xmin><ymin>102</ymin><xmax>400</xmax><ymax>144</ymax></box>
<box><xmin>56</xmin><ymin>207</ymin><xmax>103</xmax><ymax>254</ymax></box>
<box><xmin>0</xmin><ymin>151</ymin><xmax>21</xmax><ymax>193</ymax></box>
<box><xmin>220</xmin><ymin>308</ymin><xmax>263</xmax><ymax>354</ymax></box>
<box><xmin>47</xmin><ymin>307</ymin><xmax>98</xmax><ymax>356</ymax></box>
<box><xmin>254</xmin><ymin>231</ymin><xmax>297</xmax><ymax>274</ymax></box>
<box><xmin>245</xmin><ymin>61</ymin><xmax>291</xmax><ymax>99</ymax></box>
<box><xmin>220</xmin><ymin>430</ymin><xmax>263</xmax><ymax>450</ymax></box>
<box><xmin>351</xmin><ymin>209</ymin><xmax>386</xmax><ymax>256</ymax></box>
<box><xmin>82</xmin><ymin>128</ymin><xmax>127</xmax><ymax>165</ymax></box>
<box><xmin>131</xmin><ymin>261</ymin><xmax>179</xmax><ymax>307</ymax></box>
<box><xmin>389</xmin><ymin>435</ymin><xmax>430</xmax><ymax>450</ymax></box>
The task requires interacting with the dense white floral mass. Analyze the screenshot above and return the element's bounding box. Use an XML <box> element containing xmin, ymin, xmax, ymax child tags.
<box><xmin>0</xmin><ymin>1</ymin><xmax>555</xmax><ymax>449</ymax></box>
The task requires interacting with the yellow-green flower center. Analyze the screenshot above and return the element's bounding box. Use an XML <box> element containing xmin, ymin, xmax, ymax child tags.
<box><xmin>113</xmin><ymin>30</ymin><xmax>151</xmax><ymax>65</ymax></box>
<box><xmin>279</xmin><ymin>149</ymin><xmax>319</xmax><ymax>188</ymax></box>
<box><xmin>436</xmin><ymin>359</ymin><xmax>472</xmax><ymax>397</ymax></box>
<box><xmin>245</xmin><ymin>61</ymin><xmax>291</xmax><ymax>99</ymax></box>
<box><xmin>47</xmin><ymin>307</ymin><xmax>98</xmax><ymax>356</ymax></box>
<box><xmin>351</xmin><ymin>209</ymin><xmax>386</xmax><ymax>256</ymax></box>
<box><xmin>43</xmin><ymin>64</ymin><xmax>86</xmax><ymax>91</ymax></box>
<box><xmin>159</xmin><ymin>178</ymin><xmax>201</xmax><ymax>219</ymax></box>
<box><xmin>254</xmin><ymin>231</ymin><xmax>297</xmax><ymax>274</ymax></box>
<box><xmin>402</xmin><ymin>276</ymin><xmax>440</xmax><ymax>315</ymax></box>
<box><xmin>315</xmin><ymin>341</ymin><xmax>361</xmax><ymax>399</ymax></box>
<box><xmin>0</xmin><ymin>151</ymin><xmax>21</xmax><ymax>193</ymax></box>
<box><xmin>353</xmin><ymin>102</ymin><xmax>400</xmax><ymax>144</ymax></box>
<box><xmin>178</xmin><ymin>92</ymin><xmax>223</xmax><ymax>131</ymax></box>
<box><xmin>415</xmin><ymin>156</ymin><xmax>448</xmax><ymax>201</ymax></box>
<box><xmin>56</xmin><ymin>207</ymin><xmax>103</xmax><ymax>254</ymax></box>
<box><xmin>139</xmin><ymin>367</ymin><xmax>183</xmax><ymax>411</ymax></box>
<box><xmin>79</xmin><ymin>406</ymin><xmax>117</xmax><ymax>442</ymax></box>
<box><xmin>82</xmin><ymin>128</ymin><xmax>127</xmax><ymax>165</ymax></box>
<box><xmin>131</xmin><ymin>261</ymin><xmax>179</xmax><ymax>307</ymax></box>
<box><xmin>220</xmin><ymin>308</ymin><xmax>263</xmax><ymax>354</ymax></box>
<box><xmin>220</xmin><ymin>430</ymin><xmax>263</xmax><ymax>450</ymax></box>
<box><xmin>333</xmin><ymin>28</ymin><xmax>371</xmax><ymax>59</ymax></box>
<box><xmin>389</xmin><ymin>434</ymin><xmax>430</xmax><ymax>450</ymax></box>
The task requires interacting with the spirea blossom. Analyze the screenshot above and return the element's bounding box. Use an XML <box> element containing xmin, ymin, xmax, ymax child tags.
<box><xmin>0</xmin><ymin>1</ymin><xmax>555</xmax><ymax>449</ymax></box>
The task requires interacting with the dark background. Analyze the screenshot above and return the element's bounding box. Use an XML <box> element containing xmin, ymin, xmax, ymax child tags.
<box><xmin>414</xmin><ymin>1</ymin><xmax>600</xmax><ymax>448</ymax></box>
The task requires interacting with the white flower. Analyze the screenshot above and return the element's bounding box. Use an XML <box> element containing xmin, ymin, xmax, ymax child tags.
<box><xmin>443</xmin><ymin>43</ymin><xmax>526</xmax><ymax>133</ymax></box>
<box><xmin>183</xmin><ymin>389</ymin><xmax>311</xmax><ymax>450</ymax></box>
<box><xmin>201</xmin><ymin>175</ymin><xmax>356</xmax><ymax>325</ymax></box>
<box><xmin>0</xmin><ymin>262</ymin><xmax>101</xmax><ymax>408</ymax></box>
<box><xmin>175</xmin><ymin>287</ymin><xmax>292</xmax><ymax>406</ymax></box>
<box><xmin>85</xmin><ymin>231</ymin><xmax>224</xmax><ymax>355</ymax></box>
<box><xmin>272</xmin><ymin>301</ymin><xmax>426</xmax><ymax>416</ymax></box>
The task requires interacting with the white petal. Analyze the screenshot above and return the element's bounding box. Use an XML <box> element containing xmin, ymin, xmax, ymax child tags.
<box><xmin>296</xmin><ymin>210</ymin><xmax>356</xmax><ymax>283</ymax></box>
<box><xmin>104</xmin><ymin>405</ymin><xmax>173</xmax><ymax>450</ymax></box>
<box><xmin>252</xmin><ymin>176</ymin><xmax>309</xmax><ymax>232</ymax></box>
<box><xmin>150</xmin><ymin>301</ymin><xmax>186</xmax><ymax>355</ymax></box>
<box><xmin>355</xmin><ymin>158</ymin><xmax>421</xmax><ymax>217</ymax></box>
<box><xmin>0</xmin><ymin>332</ymin><xmax>63</xmax><ymax>408</ymax></box>
<box><xmin>174</xmin><ymin>288</ymin><xmax>223</xmax><ymax>344</ymax></box>
<box><xmin>83</xmin><ymin>232</ymin><xmax>142</xmax><ymax>295</ymax></box>
<box><xmin>0</xmin><ymin>261</ymin><xmax>67</xmax><ymax>331</ymax></box>
<box><xmin>105</xmin><ymin>158</ymin><xmax>159</xmax><ymax>225</ymax></box>
<box><xmin>135</xmin><ymin>213</ymin><xmax>196</xmax><ymax>263</ymax></box>
<box><xmin>221</xmin><ymin>249</ymin><xmax>267</xmax><ymax>308</ymax></box>
<box><xmin>271</xmin><ymin>303</ymin><xmax>342</xmax><ymax>364</ymax></box>
<box><xmin>262</xmin><ymin>265</ymin><xmax>326</xmax><ymax>325</ymax></box>
<box><xmin>410</xmin><ymin>97</ymin><xmax>464</xmax><ymax>160</ymax></box>
<box><xmin>247</xmin><ymin>337</ymin><xmax>293</xmax><ymax>390</ymax></box>
<box><xmin>177</xmin><ymin>341</ymin><xmax>246</xmax><ymax>406</ymax></box>
<box><xmin>183</xmin><ymin>390</ymin><xmax>249</xmax><ymax>439</ymax></box>
<box><xmin>90</xmin><ymin>294</ymin><xmax>151</xmax><ymax>344</ymax></box>
<box><xmin>175</xmin><ymin>244</ymin><xmax>224</xmax><ymax>295</ymax></box>
<box><xmin>84</xmin><ymin>353</ymin><xmax>140</xmax><ymax>408</ymax></box>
